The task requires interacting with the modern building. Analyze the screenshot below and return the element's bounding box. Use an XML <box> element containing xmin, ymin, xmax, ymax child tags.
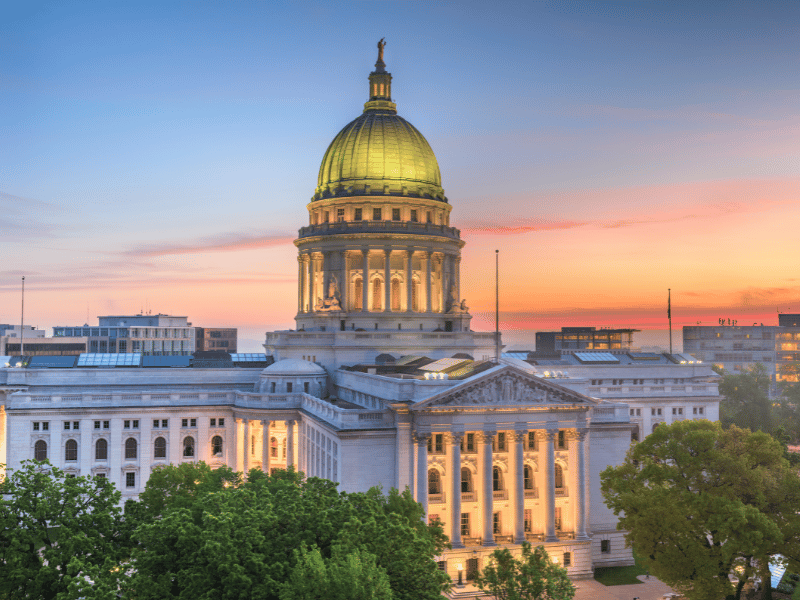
<box><xmin>195</xmin><ymin>328</ymin><xmax>238</xmax><ymax>353</ymax></box>
<box><xmin>0</xmin><ymin>47</ymin><xmax>720</xmax><ymax>582</ymax></box>
<box><xmin>54</xmin><ymin>314</ymin><xmax>195</xmax><ymax>356</ymax></box>
<box><xmin>534</xmin><ymin>327</ymin><xmax>639</xmax><ymax>356</ymax></box>
<box><xmin>0</xmin><ymin>325</ymin><xmax>46</xmax><ymax>339</ymax></box>
<box><xmin>0</xmin><ymin>336</ymin><xmax>88</xmax><ymax>357</ymax></box>
<box><xmin>683</xmin><ymin>313</ymin><xmax>800</xmax><ymax>386</ymax></box>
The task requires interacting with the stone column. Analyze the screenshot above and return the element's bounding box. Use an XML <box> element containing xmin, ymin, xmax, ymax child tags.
<box><xmin>415</xmin><ymin>432</ymin><xmax>430</xmax><ymax>519</ymax></box>
<box><xmin>513</xmin><ymin>431</ymin><xmax>526</xmax><ymax>543</ymax></box>
<box><xmin>306</xmin><ymin>254</ymin><xmax>314</xmax><ymax>314</ymax></box>
<box><xmin>450</xmin><ymin>432</ymin><xmax>464</xmax><ymax>548</ymax></box>
<box><xmin>575</xmin><ymin>428</ymin><xmax>589</xmax><ymax>540</ymax></box>
<box><xmin>297</xmin><ymin>256</ymin><xmax>304</xmax><ymax>313</ymax></box>
<box><xmin>543</xmin><ymin>429</ymin><xmax>558</xmax><ymax>541</ymax></box>
<box><xmin>198</xmin><ymin>416</ymin><xmax>209</xmax><ymax>464</ymax></box>
<box><xmin>262</xmin><ymin>420</ymin><xmax>271</xmax><ymax>474</ymax></box>
<box><xmin>234</xmin><ymin>418</ymin><xmax>244</xmax><ymax>473</ymax></box>
<box><xmin>384</xmin><ymin>248</ymin><xmax>391</xmax><ymax>312</ymax></box>
<box><xmin>406</xmin><ymin>250</ymin><xmax>414</xmax><ymax>311</ymax></box>
<box><xmin>361</xmin><ymin>248</ymin><xmax>369</xmax><ymax>312</ymax></box>
<box><xmin>286</xmin><ymin>420</ymin><xmax>295</xmax><ymax>469</ymax></box>
<box><xmin>425</xmin><ymin>251</ymin><xmax>433</xmax><ymax>313</ymax></box>
<box><xmin>243</xmin><ymin>419</ymin><xmax>250</xmax><ymax>475</ymax></box>
<box><xmin>340</xmin><ymin>252</ymin><xmax>348</xmax><ymax>311</ymax></box>
<box><xmin>455</xmin><ymin>256</ymin><xmax>461</xmax><ymax>304</ymax></box>
<box><xmin>481</xmin><ymin>430</ymin><xmax>496</xmax><ymax>546</ymax></box>
<box><xmin>80</xmin><ymin>418</ymin><xmax>92</xmax><ymax>477</ymax></box>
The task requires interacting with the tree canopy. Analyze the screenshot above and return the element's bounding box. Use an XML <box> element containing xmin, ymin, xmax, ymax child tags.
<box><xmin>717</xmin><ymin>363</ymin><xmax>775</xmax><ymax>434</ymax></box>
<box><xmin>473</xmin><ymin>541</ymin><xmax>575</xmax><ymax>600</ymax></box>
<box><xmin>601</xmin><ymin>420</ymin><xmax>800</xmax><ymax>600</ymax></box>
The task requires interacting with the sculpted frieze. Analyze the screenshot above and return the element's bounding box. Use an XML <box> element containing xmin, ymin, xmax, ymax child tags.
<box><xmin>430</xmin><ymin>373</ymin><xmax>583</xmax><ymax>407</ymax></box>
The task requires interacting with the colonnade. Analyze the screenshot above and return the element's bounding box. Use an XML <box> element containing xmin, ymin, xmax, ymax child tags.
<box><xmin>297</xmin><ymin>248</ymin><xmax>461</xmax><ymax>314</ymax></box>
<box><xmin>414</xmin><ymin>427</ymin><xmax>588</xmax><ymax>548</ymax></box>
<box><xmin>233</xmin><ymin>418</ymin><xmax>296</xmax><ymax>474</ymax></box>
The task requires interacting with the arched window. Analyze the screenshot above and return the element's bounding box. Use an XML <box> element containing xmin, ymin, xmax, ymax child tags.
<box><xmin>95</xmin><ymin>438</ymin><xmax>108</xmax><ymax>460</ymax></box>
<box><xmin>391</xmin><ymin>278</ymin><xmax>401</xmax><ymax>311</ymax></box>
<box><xmin>34</xmin><ymin>440</ymin><xmax>47</xmax><ymax>461</ymax></box>
<box><xmin>493</xmin><ymin>466</ymin><xmax>504</xmax><ymax>491</ymax></box>
<box><xmin>211</xmin><ymin>436</ymin><xmax>223</xmax><ymax>456</ymax></box>
<box><xmin>523</xmin><ymin>465</ymin><xmax>534</xmax><ymax>490</ymax></box>
<box><xmin>125</xmin><ymin>438</ymin><xmax>138</xmax><ymax>459</ymax></box>
<box><xmin>652</xmin><ymin>423</ymin><xmax>660</xmax><ymax>433</ymax></box>
<box><xmin>461</xmin><ymin>467</ymin><xmax>473</xmax><ymax>493</ymax></box>
<box><xmin>554</xmin><ymin>464</ymin><xmax>564</xmax><ymax>489</ymax></box>
<box><xmin>65</xmin><ymin>439</ymin><xmax>78</xmax><ymax>462</ymax></box>
<box><xmin>154</xmin><ymin>437</ymin><xmax>166</xmax><ymax>458</ymax></box>
<box><xmin>428</xmin><ymin>469</ymin><xmax>441</xmax><ymax>495</ymax></box>
<box><xmin>282</xmin><ymin>438</ymin><xmax>287</xmax><ymax>458</ymax></box>
<box><xmin>183</xmin><ymin>436</ymin><xmax>195</xmax><ymax>458</ymax></box>
<box><xmin>372</xmin><ymin>279</ymin><xmax>382</xmax><ymax>311</ymax></box>
<box><xmin>354</xmin><ymin>279</ymin><xmax>363</xmax><ymax>310</ymax></box>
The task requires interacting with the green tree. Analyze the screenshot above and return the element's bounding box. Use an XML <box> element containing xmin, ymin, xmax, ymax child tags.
<box><xmin>718</xmin><ymin>363</ymin><xmax>775</xmax><ymax>433</ymax></box>
<box><xmin>0</xmin><ymin>460</ymin><xmax>129</xmax><ymax>600</ymax></box>
<box><xmin>473</xmin><ymin>542</ymin><xmax>575</xmax><ymax>600</ymax></box>
<box><xmin>600</xmin><ymin>420</ymin><xmax>800</xmax><ymax>600</ymax></box>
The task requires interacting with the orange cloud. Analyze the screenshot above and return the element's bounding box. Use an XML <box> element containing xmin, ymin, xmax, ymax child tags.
<box><xmin>122</xmin><ymin>232</ymin><xmax>295</xmax><ymax>257</ymax></box>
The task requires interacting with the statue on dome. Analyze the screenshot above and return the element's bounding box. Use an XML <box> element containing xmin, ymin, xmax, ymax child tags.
<box><xmin>377</xmin><ymin>38</ymin><xmax>386</xmax><ymax>63</ymax></box>
<box><xmin>317</xmin><ymin>275</ymin><xmax>342</xmax><ymax>311</ymax></box>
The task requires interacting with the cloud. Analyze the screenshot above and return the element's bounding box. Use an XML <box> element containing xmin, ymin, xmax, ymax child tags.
<box><xmin>0</xmin><ymin>191</ymin><xmax>70</xmax><ymax>241</ymax></box>
<box><xmin>120</xmin><ymin>231</ymin><xmax>296</xmax><ymax>257</ymax></box>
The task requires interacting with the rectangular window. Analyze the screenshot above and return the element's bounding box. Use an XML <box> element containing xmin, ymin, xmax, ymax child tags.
<box><xmin>96</xmin><ymin>473</ymin><xmax>107</xmax><ymax>479</ymax></box>
<box><xmin>693</xmin><ymin>407</ymin><xmax>697</xmax><ymax>415</ymax></box>
<box><xmin>678</xmin><ymin>408</ymin><xmax>683</xmax><ymax>415</ymax></box>
<box><xmin>524</xmin><ymin>509</ymin><xmax>532</xmax><ymax>532</ymax></box>
<box><xmin>64</xmin><ymin>421</ymin><xmax>71</xmax><ymax>430</ymax></box>
<box><xmin>427</xmin><ymin>211</ymin><xmax>432</xmax><ymax>223</ymax></box>
<box><xmin>601</xmin><ymin>540</ymin><xmax>610</xmax><ymax>553</ymax></box>
<box><xmin>182</xmin><ymin>419</ymin><xmax>188</xmax><ymax>427</ymax></box>
<box><xmin>437</xmin><ymin>560</ymin><xmax>446</xmax><ymax>572</ymax></box>
<box><xmin>42</xmin><ymin>422</ymin><xmax>49</xmax><ymax>431</ymax></box>
<box><xmin>466</xmin><ymin>433</ymin><xmax>475</xmax><ymax>452</ymax></box>
<box><xmin>218</xmin><ymin>418</ymin><xmax>224</xmax><ymax>427</ymax></box>
<box><xmin>497</xmin><ymin>432</ymin><xmax>507</xmax><ymax>452</ymax></box>
<box><xmin>373</xmin><ymin>208</ymin><xmax>382</xmax><ymax>220</ymax></box>
<box><xmin>636</xmin><ymin>409</ymin><xmax>641</xmax><ymax>416</ymax></box>
<box><xmin>190</xmin><ymin>418</ymin><xmax>197</xmax><ymax>428</ymax></box>
<box><xmin>354</xmin><ymin>208</ymin><xmax>362</xmax><ymax>221</ymax></box>
<box><xmin>323</xmin><ymin>211</ymin><xmax>329</xmax><ymax>223</ymax></box>
<box><xmin>161</xmin><ymin>419</ymin><xmax>168</xmax><ymax>428</ymax></box>
<box><xmin>126</xmin><ymin>473</ymin><xmax>136</xmax><ymax>488</ymax></box>
<box><xmin>672</xmin><ymin>408</ymin><xmax>677</xmax><ymax>415</ymax></box>
<box><xmin>73</xmin><ymin>421</ymin><xmax>79</xmax><ymax>430</ymax></box>
<box><xmin>336</xmin><ymin>208</ymin><xmax>344</xmax><ymax>222</ymax></box>
<box><xmin>210</xmin><ymin>418</ymin><xmax>216</xmax><ymax>427</ymax></box>
<box><xmin>95</xmin><ymin>421</ymin><xmax>101</xmax><ymax>429</ymax></box>
<box><xmin>410</xmin><ymin>209</ymin><xmax>418</xmax><ymax>222</ymax></box>
<box><xmin>124</xmin><ymin>420</ymin><xmax>130</xmax><ymax>429</ymax></box>
<box><xmin>392</xmin><ymin>208</ymin><xmax>401</xmax><ymax>221</ymax></box>
<box><xmin>698</xmin><ymin>407</ymin><xmax>704</xmax><ymax>415</ymax></box>
<box><xmin>132</xmin><ymin>420</ymin><xmax>139</xmax><ymax>429</ymax></box>
<box><xmin>493</xmin><ymin>512</ymin><xmax>501</xmax><ymax>535</ymax></box>
<box><xmin>526</xmin><ymin>431</ymin><xmax>536</xmax><ymax>451</ymax></box>
<box><xmin>33</xmin><ymin>422</ymin><xmax>40</xmax><ymax>431</ymax></box>
<box><xmin>563</xmin><ymin>552</ymin><xmax>571</xmax><ymax>567</ymax></box>
<box><xmin>103</xmin><ymin>421</ymin><xmax>109</xmax><ymax>429</ymax></box>
<box><xmin>657</xmin><ymin>408</ymin><xmax>662</xmax><ymax>416</ymax></box>
<box><xmin>630</xmin><ymin>409</ymin><xmax>635</xmax><ymax>416</ymax></box>
<box><xmin>557</xmin><ymin>430</ymin><xmax>567</xmax><ymax>450</ymax></box>
<box><xmin>153</xmin><ymin>419</ymin><xmax>159</xmax><ymax>428</ymax></box>
<box><xmin>460</xmin><ymin>513</ymin><xmax>470</xmax><ymax>537</ymax></box>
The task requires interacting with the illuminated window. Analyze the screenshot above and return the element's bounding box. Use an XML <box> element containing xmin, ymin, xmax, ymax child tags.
<box><xmin>554</xmin><ymin>464</ymin><xmax>564</xmax><ymax>489</ymax></box>
<box><xmin>523</xmin><ymin>465</ymin><xmax>534</xmax><ymax>490</ymax></box>
<box><xmin>354</xmin><ymin>279</ymin><xmax>363</xmax><ymax>310</ymax></box>
<box><xmin>391</xmin><ymin>279</ymin><xmax>401</xmax><ymax>311</ymax></box>
<box><xmin>428</xmin><ymin>469</ymin><xmax>441</xmax><ymax>495</ymax></box>
<box><xmin>493</xmin><ymin>512</ymin><xmax>501</xmax><ymax>534</ymax></box>
<box><xmin>524</xmin><ymin>509</ymin><xmax>532</xmax><ymax>532</ymax></box>
<box><xmin>461</xmin><ymin>512</ymin><xmax>470</xmax><ymax>537</ymax></box>
<box><xmin>492</xmin><ymin>466</ymin><xmax>503</xmax><ymax>491</ymax></box>
<box><xmin>461</xmin><ymin>467</ymin><xmax>473</xmax><ymax>493</ymax></box>
<box><xmin>372</xmin><ymin>279</ymin><xmax>382</xmax><ymax>310</ymax></box>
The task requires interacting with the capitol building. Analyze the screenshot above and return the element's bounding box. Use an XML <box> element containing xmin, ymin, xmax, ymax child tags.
<box><xmin>0</xmin><ymin>46</ymin><xmax>719</xmax><ymax>581</ymax></box>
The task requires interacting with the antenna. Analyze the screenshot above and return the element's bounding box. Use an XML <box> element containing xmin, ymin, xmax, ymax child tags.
<box><xmin>20</xmin><ymin>276</ymin><xmax>25</xmax><ymax>359</ymax></box>
<box><xmin>495</xmin><ymin>249</ymin><xmax>501</xmax><ymax>363</ymax></box>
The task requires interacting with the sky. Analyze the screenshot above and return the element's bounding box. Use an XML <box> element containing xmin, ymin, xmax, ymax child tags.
<box><xmin>2</xmin><ymin>0</ymin><xmax>799</xmax><ymax>351</ymax></box>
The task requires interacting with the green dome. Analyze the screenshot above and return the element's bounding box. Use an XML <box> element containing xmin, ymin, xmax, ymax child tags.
<box><xmin>313</xmin><ymin>53</ymin><xmax>446</xmax><ymax>203</ymax></box>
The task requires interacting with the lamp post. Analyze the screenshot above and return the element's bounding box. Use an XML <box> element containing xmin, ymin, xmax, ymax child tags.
<box><xmin>456</xmin><ymin>563</ymin><xmax>463</xmax><ymax>587</ymax></box>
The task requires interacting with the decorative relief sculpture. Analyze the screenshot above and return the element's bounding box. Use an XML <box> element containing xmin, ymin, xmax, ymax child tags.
<box><xmin>429</xmin><ymin>373</ymin><xmax>587</xmax><ymax>407</ymax></box>
<box><xmin>316</xmin><ymin>275</ymin><xmax>342</xmax><ymax>312</ymax></box>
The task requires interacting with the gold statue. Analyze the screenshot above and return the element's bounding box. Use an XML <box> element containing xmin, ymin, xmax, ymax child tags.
<box><xmin>377</xmin><ymin>38</ymin><xmax>386</xmax><ymax>62</ymax></box>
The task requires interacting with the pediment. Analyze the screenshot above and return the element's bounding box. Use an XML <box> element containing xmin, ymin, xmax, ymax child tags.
<box><xmin>413</xmin><ymin>365</ymin><xmax>596</xmax><ymax>410</ymax></box>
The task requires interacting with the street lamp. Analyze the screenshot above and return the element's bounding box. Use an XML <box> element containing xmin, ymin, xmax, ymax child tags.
<box><xmin>456</xmin><ymin>563</ymin><xmax>463</xmax><ymax>587</ymax></box>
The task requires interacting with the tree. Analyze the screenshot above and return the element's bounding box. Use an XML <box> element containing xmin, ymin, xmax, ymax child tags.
<box><xmin>600</xmin><ymin>420</ymin><xmax>800</xmax><ymax>600</ymax></box>
<box><xmin>472</xmin><ymin>541</ymin><xmax>575</xmax><ymax>600</ymax></box>
<box><xmin>717</xmin><ymin>363</ymin><xmax>775</xmax><ymax>433</ymax></box>
<box><xmin>0</xmin><ymin>460</ymin><xmax>129</xmax><ymax>600</ymax></box>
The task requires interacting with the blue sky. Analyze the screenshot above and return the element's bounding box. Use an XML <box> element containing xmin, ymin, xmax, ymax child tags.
<box><xmin>3</xmin><ymin>1</ymin><xmax>799</xmax><ymax>350</ymax></box>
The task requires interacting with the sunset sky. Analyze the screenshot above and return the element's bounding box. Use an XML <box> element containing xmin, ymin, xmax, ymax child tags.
<box><xmin>3</xmin><ymin>1</ymin><xmax>799</xmax><ymax>351</ymax></box>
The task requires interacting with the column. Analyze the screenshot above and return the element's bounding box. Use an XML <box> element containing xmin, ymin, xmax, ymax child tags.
<box><xmin>513</xmin><ymin>431</ymin><xmax>526</xmax><ymax>543</ymax></box>
<box><xmin>406</xmin><ymin>250</ymin><xmax>414</xmax><ymax>312</ymax></box>
<box><xmin>340</xmin><ymin>252</ymin><xmax>348</xmax><ymax>311</ymax></box>
<box><xmin>575</xmin><ymin>428</ymin><xmax>589</xmax><ymax>540</ymax></box>
<box><xmin>425</xmin><ymin>251</ymin><xmax>432</xmax><ymax>313</ymax></box>
<box><xmin>450</xmin><ymin>433</ymin><xmax>463</xmax><ymax>548</ymax></box>
<box><xmin>306</xmin><ymin>254</ymin><xmax>314</xmax><ymax>314</ymax></box>
<box><xmin>455</xmin><ymin>256</ymin><xmax>461</xmax><ymax>304</ymax></box>
<box><xmin>415</xmin><ymin>432</ymin><xmax>430</xmax><ymax>519</ymax></box>
<box><xmin>198</xmin><ymin>416</ymin><xmax>209</xmax><ymax>464</ymax></box>
<box><xmin>243</xmin><ymin>419</ymin><xmax>250</xmax><ymax>475</ymax></box>
<box><xmin>234</xmin><ymin>418</ymin><xmax>244</xmax><ymax>473</ymax></box>
<box><xmin>361</xmin><ymin>249</ymin><xmax>369</xmax><ymax>312</ymax></box>
<box><xmin>543</xmin><ymin>429</ymin><xmax>558</xmax><ymax>541</ymax></box>
<box><xmin>286</xmin><ymin>420</ymin><xmax>295</xmax><ymax>469</ymax></box>
<box><xmin>384</xmin><ymin>249</ymin><xmax>391</xmax><ymax>312</ymax></box>
<box><xmin>297</xmin><ymin>256</ymin><xmax>304</xmax><ymax>313</ymax></box>
<box><xmin>262</xmin><ymin>420</ymin><xmax>271</xmax><ymax>474</ymax></box>
<box><xmin>481</xmin><ymin>429</ymin><xmax>496</xmax><ymax>546</ymax></box>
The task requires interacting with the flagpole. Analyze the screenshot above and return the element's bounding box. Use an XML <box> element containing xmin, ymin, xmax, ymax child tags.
<box><xmin>668</xmin><ymin>288</ymin><xmax>673</xmax><ymax>355</ymax></box>
<box><xmin>20</xmin><ymin>276</ymin><xmax>25</xmax><ymax>359</ymax></box>
<box><xmin>495</xmin><ymin>249</ymin><xmax>501</xmax><ymax>363</ymax></box>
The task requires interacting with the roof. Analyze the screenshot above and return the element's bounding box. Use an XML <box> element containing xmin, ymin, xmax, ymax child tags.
<box><xmin>262</xmin><ymin>358</ymin><xmax>326</xmax><ymax>376</ymax></box>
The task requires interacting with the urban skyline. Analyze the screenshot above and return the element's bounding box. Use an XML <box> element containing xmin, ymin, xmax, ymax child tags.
<box><xmin>3</xmin><ymin>1</ymin><xmax>799</xmax><ymax>351</ymax></box>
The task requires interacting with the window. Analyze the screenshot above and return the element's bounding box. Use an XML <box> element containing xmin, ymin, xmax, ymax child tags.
<box><xmin>391</xmin><ymin>279</ymin><xmax>401</xmax><ymax>311</ymax></box>
<box><xmin>154</xmin><ymin>437</ymin><xmax>167</xmax><ymax>458</ymax></box>
<box><xmin>427</xmin><ymin>433</ymin><xmax>444</xmax><ymax>454</ymax></box>
<box><xmin>336</xmin><ymin>208</ymin><xmax>344</xmax><ymax>222</ymax></box>
<box><xmin>270</xmin><ymin>382</ymin><xmax>276</xmax><ymax>393</ymax></box>
<box><xmin>212</xmin><ymin>435</ymin><xmax>223</xmax><ymax>455</ymax></box>
<box><xmin>33</xmin><ymin>422</ymin><xmax>40</xmax><ymax>431</ymax></box>
<box><xmin>103</xmin><ymin>421</ymin><xmax>109</xmax><ymax>429</ymax></box>
<box><xmin>636</xmin><ymin>408</ymin><xmax>641</xmax><ymax>416</ymax></box>
<box><xmin>153</xmin><ymin>419</ymin><xmax>160</xmax><ymax>428</ymax></box>
<box><xmin>554</xmin><ymin>464</ymin><xmax>564</xmax><ymax>489</ymax></box>
<box><xmin>428</xmin><ymin>469</ymin><xmax>441</xmax><ymax>495</ymax></box>
<box><xmin>64</xmin><ymin>421</ymin><xmax>71</xmax><ymax>430</ymax></box>
<box><xmin>492</xmin><ymin>512</ymin><xmax>502</xmax><ymax>534</ymax></box>
<box><xmin>557</xmin><ymin>430</ymin><xmax>567</xmax><ymax>449</ymax></box>
<box><xmin>563</xmin><ymin>552</ymin><xmax>571</xmax><ymax>567</ymax></box>
<box><xmin>124</xmin><ymin>420</ymin><xmax>130</xmax><ymax>429</ymax></box>
<box><xmin>34</xmin><ymin>440</ymin><xmax>47</xmax><ymax>461</ymax></box>
<box><xmin>555</xmin><ymin>506</ymin><xmax>562</xmax><ymax>530</ymax></box>
<box><xmin>461</xmin><ymin>467</ymin><xmax>473</xmax><ymax>493</ymax></box>
<box><xmin>698</xmin><ymin>407</ymin><xmax>704</xmax><ymax>415</ymax></box>
<box><xmin>410</xmin><ymin>209</ymin><xmax>418</xmax><ymax>222</ymax></box>
<box><xmin>286</xmin><ymin>382</ymin><xmax>293</xmax><ymax>393</ymax></box>
<box><xmin>427</xmin><ymin>211</ymin><xmax>432</xmax><ymax>223</ymax></box>
<box><xmin>125</xmin><ymin>438</ymin><xmax>138</xmax><ymax>459</ymax></box>
<box><xmin>304</xmin><ymin>381</ymin><xmax>310</xmax><ymax>393</ymax></box>
<box><xmin>65</xmin><ymin>439</ymin><xmax>78</xmax><ymax>461</ymax></box>
<box><xmin>497</xmin><ymin>432</ymin><xmax>507</xmax><ymax>452</ymax></box>
<box><xmin>183</xmin><ymin>436</ymin><xmax>195</xmax><ymax>457</ymax></box>
<box><xmin>271</xmin><ymin>437</ymin><xmax>278</xmax><ymax>458</ymax></box>
<box><xmin>526</xmin><ymin>431</ymin><xmax>536</xmax><ymax>450</ymax></box>
<box><xmin>126</xmin><ymin>472</ymin><xmax>136</xmax><ymax>488</ymax></box>
<box><xmin>465</xmin><ymin>433</ymin><xmax>476</xmax><ymax>453</ymax></box>
<box><xmin>678</xmin><ymin>407</ymin><xmax>683</xmax><ymax>415</ymax></box>
<box><xmin>392</xmin><ymin>208</ymin><xmax>400</xmax><ymax>221</ymax></box>
<box><xmin>43</xmin><ymin>422</ymin><xmax>49</xmax><ymax>431</ymax></box>
<box><xmin>354</xmin><ymin>208</ymin><xmax>362</xmax><ymax>221</ymax></box>
<box><xmin>132</xmin><ymin>420</ymin><xmax>139</xmax><ymax>429</ymax></box>
<box><xmin>630</xmin><ymin>408</ymin><xmax>635</xmax><ymax>416</ymax></box>
<box><xmin>524</xmin><ymin>509</ymin><xmax>532</xmax><ymax>532</ymax></box>
<box><xmin>601</xmin><ymin>540</ymin><xmax>610</xmax><ymax>553</ymax></box>
<box><xmin>210</xmin><ymin>418</ymin><xmax>216</xmax><ymax>427</ymax></box>
<box><xmin>161</xmin><ymin>419</ymin><xmax>168</xmax><ymax>428</ymax></box>
<box><xmin>492</xmin><ymin>466</ymin><xmax>503</xmax><ymax>491</ymax></box>
<box><xmin>373</xmin><ymin>208</ymin><xmax>382</xmax><ymax>221</ymax></box>
<box><xmin>95</xmin><ymin>421</ymin><xmax>101</xmax><ymax>429</ymax></box>
<box><xmin>693</xmin><ymin>407</ymin><xmax>697</xmax><ymax>415</ymax></box>
<box><xmin>96</xmin><ymin>438</ymin><xmax>108</xmax><ymax>460</ymax></box>
<box><xmin>282</xmin><ymin>438</ymin><xmax>287</xmax><ymax>457</ymax></box>
<box><xmin>523</xmin><ymin>465</ymin><xmax>534</xmax><ymax>490</ymax></box>
<box><xmin>96</xmin><ymin>473</ymin><xmax>107</xmax><ymax>479</ymax></box>
<box><xmin>190</xmin><ymin>418</ymin><xmax>196</xmax><ymax>427</ymax></box>
<box><xmin>251</xmin><ymin>435</ymin><xmax>256</xmax><ymax>455</ymax></box>
<box><xmin>460</xmin><ymin>512</ymin><xmax>470</xmax><ymax>537</ymax></box>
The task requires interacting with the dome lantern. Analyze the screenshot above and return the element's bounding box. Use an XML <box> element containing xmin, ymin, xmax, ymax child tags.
<box><xmin>364</xmin><ymin>38</ymin><xmax>396</xmax><ymax>114</ymax></box>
